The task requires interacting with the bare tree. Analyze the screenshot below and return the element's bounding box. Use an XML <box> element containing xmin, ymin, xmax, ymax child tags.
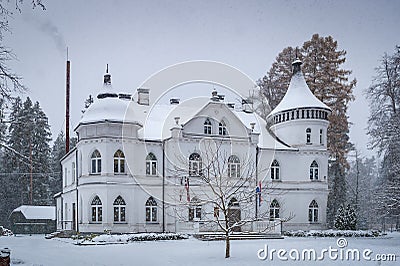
<box><xmin>168</xmin><ymin>140</ymin><xmax>292</xmax><ymax>258</ymax></box>
<box><xmin>0</xmin><ymin>0</ymin><xmax>45</xmax><ymax>101</ymax></box>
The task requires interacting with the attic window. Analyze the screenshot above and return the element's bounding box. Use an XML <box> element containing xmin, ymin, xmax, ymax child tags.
<box><xmin>204</xmin><ymin>119</ymin><xmax>212</xmax><ymax>134</ymax></box>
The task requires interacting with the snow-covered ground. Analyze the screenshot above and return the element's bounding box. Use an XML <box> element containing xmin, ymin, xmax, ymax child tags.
<box><xmin>0</xmin><ymin>233</ymin><xmax>399</xmax><ymax>265</ymax></box>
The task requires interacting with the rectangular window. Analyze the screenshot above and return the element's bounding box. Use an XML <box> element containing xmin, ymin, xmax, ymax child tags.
<box><xmin>91</xmin><ymin>160</ymin><xmax>96</xmax><ymax>174</ymax></box>
<box><xmin>114</xmin><ymin>159</ymin><xmax>119</xmax><ymax>173</ymax></box>
<box><xmin>152</xmin><ymin>207</ymin><xmax>157</xmax><ymax>222</ymax></box>
<box><xmin>146</xmin><ymin>207</ymin><xmax>151</xmax><ymax>222</ymax></box>
<box><xmin>189</xmin><ymin>208</ymin><xmax>194</xmax><ymax>221</ymax></box>
<box><xmin>195</xmin><ymin>207</ymin><xmax>202</xmax><ymax>220</ymax></box>
<box><xmin>152</xmin><ymin>161</ymin><xmax>157</xmax><ymax>175</ymax></box>
<box><xmin>72</xmin><ymin>162</ymin><xmax>76</xmax><ymax>183</ymax></box>
<box><xmin>120</xmin><ymin>159</ymin><xmax>125</xmax><ymax>173</ymax></box>
<box><xmin>98</xmin><ymin>207</ymin><xmax>102</xmax><ymax>222</ymax></box>
<box><xmin>114</xmin><ymin>207</ymin><xmax>119</xmax><ymax>222</ymax></box>
<box><xmin>92</xmin><ymin>207</ymin><xmax>96</xmax><ymax>222</ymax></box>
<box><xmin>315</xmin><ymin>169</ymin><xmax>319</xmax><ymax>180</ymax></box>
<box><xmin>121</xmin><ymin>207</ymin><xmax>126</xmax><ymax>222</ymax></box>
<box><xmin>97</xmin><ymin>159</ymin><xmax>101</xmax><ymax>173</ymax></box>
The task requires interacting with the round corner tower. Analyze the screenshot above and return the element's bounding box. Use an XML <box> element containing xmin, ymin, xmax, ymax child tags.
<box><xmin>267</xmin><ymin>59</ymin><xmax>331</xmax><ymax>149</ymax></box>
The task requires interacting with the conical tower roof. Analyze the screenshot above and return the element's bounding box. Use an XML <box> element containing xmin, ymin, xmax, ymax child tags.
<box><xmin>268</xmin><ymin>59</ymin><xmax>330</xmax><ymax>118</ymax></box>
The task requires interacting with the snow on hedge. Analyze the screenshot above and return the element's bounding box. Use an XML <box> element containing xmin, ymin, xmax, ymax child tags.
<box><xmin>0</xmin><ymin>226</ymin><xmax>13</xmax><ymax>236</ymax></box>
<box><xmin>78</xmin><ymin>233</ymin><xmax>188</xmax><ymax>245</ymax></box>
<box><xmin>284</xmin><ymin>229</ymin><xmax>382</xmax><ymax>237</ymax></box>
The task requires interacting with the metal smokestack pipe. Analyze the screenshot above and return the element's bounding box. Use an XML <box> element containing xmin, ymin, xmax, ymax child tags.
<box><xmin>66</xmin><ymin>59</ymin><xmax>70</xmax><ymax>153</ymax></box>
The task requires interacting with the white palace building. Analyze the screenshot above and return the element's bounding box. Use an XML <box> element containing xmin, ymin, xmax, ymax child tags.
<box><xmin>55</xmin><ymin>60</ymin><xmax>331</xmax><ymax>234</ymax></box>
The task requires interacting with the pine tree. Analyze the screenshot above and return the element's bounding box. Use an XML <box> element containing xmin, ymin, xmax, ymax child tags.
<box><xmin>258</xmin><ymin>34</ymin><xmax>356</xmax><ymax>227</ymax></box>
<box><xmin>335</xmin><ymin>203</ymin><xmax>357</xmax><ymax>230</ymax></box>
<box><xmin>31</xmin><ymin>101</ymin><xmax>52</xmax><ymax>205</ymax></box>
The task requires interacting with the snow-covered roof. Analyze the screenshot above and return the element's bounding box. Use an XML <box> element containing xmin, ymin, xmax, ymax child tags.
<box><xmin>12</xmin><ymin>205</ymin><xmax>56</xmax><ymax>220</ymax></box>
<box><xmin>139</xmin><ymin>97</ymin><xmax>293</xmax><ymax>150</ymax></box>
<box><xmin>268</xmin><ymin>61</ymin><xmax>331</xmax><ymax>118</ymax></box>
<box><xmin>139</xmin><ymin>97</ymin><xmax>209</xmax><ymax>140</ymax></box>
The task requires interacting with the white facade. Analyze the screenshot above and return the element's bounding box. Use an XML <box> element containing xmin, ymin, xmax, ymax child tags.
<box><xmin>56</xmin><ymin>60</ymin><xmax>331</xmax><ymax>233</ymax></box>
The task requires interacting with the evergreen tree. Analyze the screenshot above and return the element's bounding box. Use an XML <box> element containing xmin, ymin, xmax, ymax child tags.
<box><xmin>1</xmin><ymin>97</ymin><xmax>25</xmax><ymax>226</ymax></box>
<box><xmin>50</xmin><ymin>131</ymin><xmax>66</xmax><ymax>197</ymax></box>
<box><xmin>258</xmin><ymin>34</ymin><xmax>356</xmax><ymax>227</ymax></box>
<box><xmin>334</xmin><ymin>203</ymin><xmax>357</xmax><ymax>230</ymax></box>
<box><xmin>31</xmin><ymin>101</ymin><xmax>52</xmax><ymax>205</ymax></box>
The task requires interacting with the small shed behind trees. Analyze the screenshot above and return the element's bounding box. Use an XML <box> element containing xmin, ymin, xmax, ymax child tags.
<box><xmin>9</xmin><ymin>206</ymin><xmax>56</xmax><ymax>234</ymax></box>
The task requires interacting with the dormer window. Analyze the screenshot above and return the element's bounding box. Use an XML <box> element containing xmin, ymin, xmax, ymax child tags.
<box><xmin>204</xmin><ymin>118</ymin><xmax>212</xmax><ymax>134</ymax></box>
<box><xmin>219</xmin><ymin>121</ymin><xmax>227</xmax><ymax>135</ymax></box>
<box><xmin>306</xmin><ymin>128</ymin><xmax>311</xmax><ymax>144</ymax></box>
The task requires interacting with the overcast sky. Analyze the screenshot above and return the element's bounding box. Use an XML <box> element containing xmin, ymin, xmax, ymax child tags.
<box><xmin>4</xmin><ymin>0</ymin><xmax>400</xmax><ymax>158</ymax></box>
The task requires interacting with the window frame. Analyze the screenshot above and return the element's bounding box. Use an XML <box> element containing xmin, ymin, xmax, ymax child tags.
<box><xmin>308</xmin><ymin>200</ymin><xmax>319</xmax><ymax>223</ymax></box>
<box><xmin>91</xmin><ymin>196</ymin><xmax>102</xmax><ymax>223</ymax></box>
<box><xmin>145</xmin><ymin>153</ymin><xmax>157</xmax><ymax>176</ymax></box>
<box><xmin>269</xmin><ymin>199</ymin><xmax>280</xmax><ymax>221</ymax></box>
<box><xmin>218</xmin><ymin>120</ymin><xmax>227</xmax><ymax>136</ymax></box>
<box><xmin>113</xmin><ymin>196</ymin><xmax>126</xmax><ymax>223</ymax></box>
<box><xmin>90</xmin><ymin>150</ymin><xmax>102</xmax><ymax>175</ymax></box>
<box><xmin>271</xmin><ymin>160</ymin><xmax>280</xmax><ymax>180</ymax></box>
<box><xmin>228</xmin><ymin>155</ymin><xmax>240</xmax><ymax>178</ymax></box>
<box><xmin>306</xmin><ymin>128</ymin><xmax>311</xmax><ymax>144</ymax></box>
<box><xmin>145</xmin><ymin>197</ymin><xmax>158</xmax><ymax>222</ymax></box>
<box><xmin>189</xmin><ymin>153</ymin><xmax>202</xmax><ymax>176</ymax></box>
<box><xmin>309</xmin><ymin>160</ymin><xmax>319</xmax><ymax>180</ymax></box>
<box><xmin>204</xmin><ymin>118</ymin><xmax>212</xmax><ymax>135</ymax></box>
<box><xmin>113</xmin><ymin>150</ymin><xmax>126</xmax><ymax>174</ymax></box>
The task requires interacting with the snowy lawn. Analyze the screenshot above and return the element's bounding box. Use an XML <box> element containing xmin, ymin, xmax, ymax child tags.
<box><xmin>0</xmin><ymin>233</ymin><xmax>399</xmax><ymax>265</ymax></box>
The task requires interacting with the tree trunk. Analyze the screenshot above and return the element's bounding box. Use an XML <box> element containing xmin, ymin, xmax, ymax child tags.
<box><xmin>225</xmin><ymin>232</ymin><xmax>230</xmax><ymax>258</ymax></box>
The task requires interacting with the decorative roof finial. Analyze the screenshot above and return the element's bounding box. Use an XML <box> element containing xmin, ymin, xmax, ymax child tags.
<box><xmin>104</xmin><ymin>64</ymin><xmax>111</xmax><ymax>85</ymax></box>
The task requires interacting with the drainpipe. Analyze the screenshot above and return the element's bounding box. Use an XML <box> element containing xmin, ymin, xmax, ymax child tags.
<box><xmin>162</xmin><ymin>140</ymin><xmax>166</xmax><ymax>232</ymax></box>
<box><xmin>255</xmin><ymin>146</ymin><xmax>259</xmax><ymax>219</ymax></box>
<box><xmin>76</xmin><ymin>150</ymin><xmax>79</xmax><ymax>233</ymax></box>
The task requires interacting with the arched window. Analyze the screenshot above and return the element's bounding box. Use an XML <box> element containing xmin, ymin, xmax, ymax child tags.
<box><xmin>309</xmin><ymin>200</ymin><xmax>319</xmax><ymax>223</ymax></box>
<box><xmin>228</xmin><ymin>155</ymin><xmax>240</xmax><ymax>178</ymax></box>
<box><xmin>91</xmin><ymin>196</ymin><xmax>102</xmax><ymax>222</ymax></box>
<box><xmin>91</xmin><ymin>150</ymin><xmax>101</xmax><ymax>174</ymax></box>
<box><xmin>189</xmin><ymin>197</ymin><xmax>202</xmax><ymax>221</ymax></box>
<box><xmin>269</xmin><ymin>199</ymin><xmax>280</xmax><ymax>221</ymax></box>
<box><xmin>113</xmin><ymin>196</ymin><xmax>126</xmax><ymax>222</ymax></box>
<box><xmin>218</xmin><ymin>120</ymin><xmax>227</xmax><ymax>135</ymax></box>
<box><xmin>310</xmin><ymin>160</ymin><xmax>319</xmax><ymax>180</ymax></box>
<box><xmin>146</xmin><ymin>153</ymin><xmax>157</xmax><ymax>176</ymax></box>
<box><xmin>204</xmin><ymin>118</ymin><xmax>212</xmax><ymax>134</ymax></box>
<box><xmin>114</xmin><ymin>150</ymin><xmax>125</xmax><ymax>174</ymax></box>
<box><xmin>189</xmin><ymin>153</ymin><xmax>202</xmax><ymax>176</ymax></box>
<box><xmin>271</xmin><ymin>160</ymin><xmax>280</xmax><ymax>180</ymax></box>
<box><xmin>145</xmin><ymin>197</ymin><xmax>157</xmax><ymax>222</ymax></box>
<box><xmin>306</xmin><ymin>128</ymin><xmax>311</xmax><ymax>144</ymax></box>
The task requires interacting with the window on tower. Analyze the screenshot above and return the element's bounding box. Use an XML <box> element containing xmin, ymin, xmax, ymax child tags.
<box><xmin>310</xmin><ymin>160</ymin><xmax>319</xmax><ymax>180</ymax></box>
<box><xmin>308</xmin><ymin>200</ymin><xmax>319</xmax><ymax>223</ymax></box>
<box><xmin>306</xmin><ymin>128</ymin><xmax>311</xmax><ymax>144</ymax></box>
